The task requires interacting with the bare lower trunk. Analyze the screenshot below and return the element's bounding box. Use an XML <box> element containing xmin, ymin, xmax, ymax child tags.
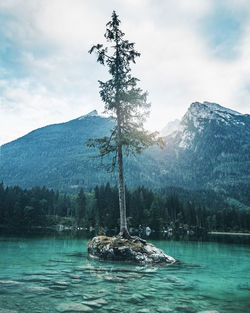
<box><xmin>117</xmin><ymin>144</ymin><xmax>130</xmax><ymax>238</ymax></box>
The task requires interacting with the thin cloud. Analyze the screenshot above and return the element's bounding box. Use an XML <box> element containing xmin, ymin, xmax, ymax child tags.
<box><xmin>0</xmin><ymin>0</ymin><xmax>249</xmax><ymax>144</ymax></box>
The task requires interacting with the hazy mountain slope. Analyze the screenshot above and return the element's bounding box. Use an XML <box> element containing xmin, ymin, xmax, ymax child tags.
<box><xmin>0</xmin><ymin>111</ymin><xmax>112</xmax><ymax>190</ymax></box>
<box><xmin>0</xmin><ymin>111</ymin><xmax>159</xmax><ymax>191</ymax></box>
<box><xmin>160</xmin><ymin>119</ymin><xmax>180</xmax><ymax>136</ymax></box>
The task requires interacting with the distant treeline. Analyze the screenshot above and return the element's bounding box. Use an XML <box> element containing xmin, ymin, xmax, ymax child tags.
<box><xmin>0</xmin><ymin>183</ymin><xmax>249</xmax><ymax>236</ymax></box>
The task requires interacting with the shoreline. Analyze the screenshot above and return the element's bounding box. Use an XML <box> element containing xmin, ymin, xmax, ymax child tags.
<box><xmin>208</xmin><ymin>231</ymin><xmax>250</xmax><ymax>236</ymax></box>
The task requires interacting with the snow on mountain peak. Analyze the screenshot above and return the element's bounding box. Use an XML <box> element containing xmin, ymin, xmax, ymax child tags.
<box><xmin>183</xmin><ymin>101</ymin><xmax>243</xmax><ymax>128</ymax></box>
<box><xmin>187</xmin><ymin>101</ymin><xmax>242</xmax><ymax>119</ymax></box>
<box><xmin>202</xmin><ymin>102</ymin><xmax>241</xmax><ymax>115</ymax></box>
<box><xmin>178</xmin><ymin>101</ymin><xmax>244</xmax><ymax>149</ymax></box>
<box><xmin>78</xmin><ymin>110</ymin><xmax>98</xmax><ymax>120</ymax></box>
<box><xmin>190</xmin><ymin>101</ymin><xmax>241</xmax><ymax>117</ymax></box>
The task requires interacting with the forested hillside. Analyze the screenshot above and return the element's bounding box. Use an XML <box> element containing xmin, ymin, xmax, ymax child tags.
<box><xmin>0</xmin><ymin>183</ymin><xmax>249</xmax><ymax>236</ymax></box>
<box><xmin>0</xmin><ymin>111</ymin><xmax>159</xmax><ymax>191</ymax></box>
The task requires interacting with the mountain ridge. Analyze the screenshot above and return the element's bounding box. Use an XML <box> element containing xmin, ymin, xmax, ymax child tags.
<box><xmin>0</xmin><ymin>101</ymin><xmax>249</xmax><ymax>208</ymax></box>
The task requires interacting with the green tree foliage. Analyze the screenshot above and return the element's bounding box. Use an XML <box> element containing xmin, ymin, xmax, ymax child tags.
<box><xmin>88</xmin><ymin>11</ymin><xmax>162</xmax><ymax>237</ymax></box>
<box><xmin>76</xmin><ymin>188</ymin><xmax>86</xmax><ymax>226</ymax></box>
<box><xmin>0</xmin><ymin>182</ymin><xmax>249</xmax><ymax>236</ymax></box>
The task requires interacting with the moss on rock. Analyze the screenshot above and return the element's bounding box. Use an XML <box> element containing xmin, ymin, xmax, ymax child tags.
<box><xmin>88</xmin><ymin>236</ymin><xmax>176</xmax><ymax>265</ymax></box>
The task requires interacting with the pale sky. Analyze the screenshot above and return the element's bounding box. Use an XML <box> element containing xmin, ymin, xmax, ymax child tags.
<box><xmin>0</xmin><ymin>0</ymin><xmax>250</xmax><ymax>145</ymax></box>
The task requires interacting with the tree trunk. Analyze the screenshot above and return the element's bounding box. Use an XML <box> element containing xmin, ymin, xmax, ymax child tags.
<box><xmin>114</xmin><ymin>28</ymin><xmax>129</xmax><ymax>238</ymax></box>
<box><xmin>116</xmin><ymin>104</ymin><xmax>129</xmax><ymax>237</ymax></box>
<box><xmin>117</xmin><ymin>143</ymin><xmax>130</xmax><ymax>238</ymax></box>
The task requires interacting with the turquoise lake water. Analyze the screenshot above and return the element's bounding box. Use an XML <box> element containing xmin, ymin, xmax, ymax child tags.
<box><xmin>0</xmin><ymin>236</ymin><xmax>249</xmax><ymax>313</ymax></box>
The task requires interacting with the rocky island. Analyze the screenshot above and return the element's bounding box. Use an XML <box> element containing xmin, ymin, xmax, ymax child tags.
<box><xmin>88</xmin><ymin>236</ymin><xmax>176</xmax><ymax>265</ymax></box>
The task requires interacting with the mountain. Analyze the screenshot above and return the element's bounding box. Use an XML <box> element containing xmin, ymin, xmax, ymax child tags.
<box><xmin>0</xmin><ymin>111</ymin><xmax>112</xmax><ymax>190</ymax></box>
<box><xmin>160</xmin><ymin>119</ymin><xmax>180</xmax><ymax>136</ymax></box>
<box><xmin>156</xmin><ymin>101</ymin><xmax>250</xmax><ymax>207</ymax></box>
<box><xmin>0</xmin><ymin>102</ymin><xmax>249</xmax><ymax>207</ymax></box>
<box><xmin>0</xmin><ymin>111</ymin><xmax>159</xmax><ymax>191</ymax></box>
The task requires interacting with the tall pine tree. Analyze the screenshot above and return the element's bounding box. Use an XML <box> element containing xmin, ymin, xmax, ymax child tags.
<box><xmin>88</xmin><ymin>11</ymin><xmax>163</xmax><ymax>237</ymax></box>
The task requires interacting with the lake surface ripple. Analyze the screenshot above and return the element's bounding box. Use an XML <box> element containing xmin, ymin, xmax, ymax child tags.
<box><xmin>0</xmin><ymin>236</ymin><xmax>249</xmax><ymax>313</ymax></box>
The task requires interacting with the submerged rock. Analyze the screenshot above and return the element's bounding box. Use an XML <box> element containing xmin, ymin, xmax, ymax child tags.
<box><xmin>0</xmin><ymin>281</ymin><xmax>21</xmax><ymax>286</ymax></box>
<box><xmin>175</xmin><ymin>305</ymin><xmax>196</xmax><ymax>312</ymax></box>
<box><xmin>68</xmin><ymin>274</ymin><xmax>82</xmax><ymax>279</ymax></box>
<box><xmin>23</xmin><ymin>270</ymin><xmax>57</xmax><ymax>276</ymax></box>
<box><xmin>71</xmin><ymin>279</ymin><xmax>82</xmax><ymax>284</ymax></box>
<box><xmin>82</xmin><ymin>293</ymin><xmax>109</xmax><ymax>301</ymax></box>
<box><xmin>88</xmin><ymin>236</ymin><xmax>176</xmax><ymax>265</ymax></box>
<box><xmin>81</xmin><ymin>299</ymin><xmax>107</xmax><ymax>308</ymax></box>
<box><xmin>23</xmin><ymin>286</ymin><xmax>50</xmax><ymax>294</ymax></box>
<box><xmin>127</xmin><ymin>293</ymin><xmax>145</xmax><ymax>304</ymax></box>
<box><xmin>103</xmin><ymin>275</ymin><xmax>125</xmax><ymax>283</ymax></box>
<box><xmin>53</xmin><ymin>281</ymin><xmax>70</xmax><ymax>286</ymax></box>
<box><xmin>56</xmin><ymin>302</ymin><xmax>93</xmax><ymax>312</ymax></box>
<box><xmin>197</xmin><ymin>311</ymin><xmax>220</xmax><ymax>313</ymax></box>
<box><xmin>95</xmin><ymin>299</ymin><xmax>108</xmax><ymax>305</ymax></box>
<box><xmin>49</xmin><ymin>285</ymin><xmax>68</xmax><ymax>291</ymax></box>
<box><xmin>156</xmin><ymin>308</ymin><xmax>173</xmax><ymax>313</ymax></box>
<box><xmin>137</xmin><ymin>309</ymin><xmax>150</xmax><ymax>313</ymax></box>
<box><xmin>81</xmin><ymin>301</ymin><xmax>101</xmax><ymax>308</ymax></box>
